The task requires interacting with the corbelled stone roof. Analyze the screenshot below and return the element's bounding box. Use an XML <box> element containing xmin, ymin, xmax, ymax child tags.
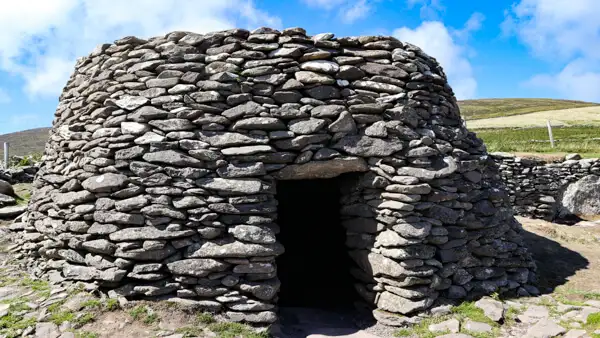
<box><xmin>12</xmin><ymin>26</ymin><xmax>536</xmax><ymax>325</ymax></box>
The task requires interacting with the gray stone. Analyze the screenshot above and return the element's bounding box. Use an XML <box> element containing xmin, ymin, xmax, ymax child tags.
<box><xmin>228</xmin><ymin>225</ymin><xmax>276</xmax><ymax>244</ymax></box>
<box><xmin>329</xmin><ymin>111</ymin><xmax>356</xmax><ymax>133</ymax></box>
<box><xmin>288</xmin><ymin>118</ymin><xmax>326</xmax><ymax>134</ymax></box>
<box><xmin>167</xmin><ymin>259</ymin><xmax>229</xmax><ymax>277</ymax></box>
<box><xmin>560</xmin><ymin>175</ymin><xmax>600</xmax><ymax>219</ymax></box>
<box><xmin>82</xmin><ymin>239</ymin><xmax>116</xmax><ymax>255</ymax></box>
<box><xmin>475</xmin><ymin>297</ymin><xmax>504</xmax><ymax>322</ymax></box>
<box><xmin>295</xmin><ymin>71</ymin><xmax>335</xmax><ymax>85</ymax></box>
<box><xmin>110</xmin><ymin>228</ymin><xmax>194</xmax><ymax>241</ymax></box>
<box><xmin>185</xmin><ymin>240</ymin><xmax>284</xmax><ymax>258</ymax></box>
<box><xmin>115</xmin><ymin>96</ymin><xmax>149</xmax><ymax>110</ymax></box>
<box><xmin>232</xmin><ymin>117</ymin><xmax>286</xmax><ymax>130</ymax></box>
<box><xmin>82</xmin><ymin>173</ymin><xmax>128</xmax><ymax>193</ymax></box>
<box><xmin>377</xmin><ymin>291</ymin><xmax>436</xmax><ymax>315</ymax></box>
<box><xmin>463</xmin><ymin>320</ymin><xmax>492</xmax><ymax>333</ymax></box>
<box><xmin>0</xmin><ymin>205</ymin><xmax>28</xmax><ymax>218</ymax></box>
<box><xmin>429</xmin><ymin>318</ymin><xmax>460</xmax><ymax>333</ymax></box>
<box><xmin>196</xmin><ymin>178</ymin><xmax>270</xmax><ymax>194</ymax></box>
<box><xmin>36</xmin><ymin>322</ymin><xmax>61</xmax><ymax>338</ymax></box>
<box><xmin>524</xmin><ymin>318</ymin><xmax>566</xmax><ymax>338</ymax></box>
<box><xmin>333</xmin><ymin>135</ymin><xmax>403</xmax><ymax>157</ymax></box>
<box><xmin>143</xmin><ymin>150</ymin><xmax>203</xmax><ymax>167</ymax></box>
<box><xmin>198</xmin><ymin>131</ymin><xmax>269</xmax><ymax>147</ymax></box>
<box><xmin>274</xmin><ymin>157</ymin><xmax>367</xmax><ymax>180</ymax></box>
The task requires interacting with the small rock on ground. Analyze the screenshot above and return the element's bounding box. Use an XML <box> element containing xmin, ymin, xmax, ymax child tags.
<box><xmin>35</xmin><ymin>322</ymin><xmax>60</xmax><ymax>338</ymax></box>
<box><xmin>518</xmin><ymin>305</ymin><xmax>550</xmax><ymax>323</ymax></box>
<box><xmin>463</xmin><ymin>320</ymin><xmax>492</xmax><ymax>333</ymax></box>
<box><xmin>429</xmin><ymin>318</ymin><xmax>460</xmax><ymax>333</ymax></box>
<box><xmin>475</xmin><ymin>297</ymin><xmax>504</xmax><ymax>322</ymax></box>
<box><xmin>524</xmin><ymin>318</ymin><xmax>566</xmax><ymax>338</ymax></box>
<box><xmin>564</xmin><ymin>329</ymin><xmax>590</xmax><ymax>338</ymax></box>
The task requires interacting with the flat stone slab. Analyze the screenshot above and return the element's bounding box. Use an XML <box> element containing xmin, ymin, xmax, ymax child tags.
<box><xmin>0</xmin><ymin>205</ymin><xmax>27</xmax><ymax>219</ymax></box>
<box><xmin>524</xmin><ymin>318</ymin><xmax>566</xmax><ymax>338</ymax></box>
<box><xmin>273</xmin><ymin>157</ymin><xmax>368</xmax><ymax>180</ymax></box>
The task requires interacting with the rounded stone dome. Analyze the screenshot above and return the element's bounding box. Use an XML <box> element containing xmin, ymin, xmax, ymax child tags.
<box><xmin>14</xmin><ymin>27</ymin><xmax>536</xmax><ymax>325</ymax></box>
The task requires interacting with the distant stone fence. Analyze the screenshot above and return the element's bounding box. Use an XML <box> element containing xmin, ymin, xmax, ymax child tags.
<box><xmin>0</xmin><ymin>166</ymin><xmax>39</xmax><ymax>185</ymax></box>
<box><xmin>492</xmin><ymin>152</ymin><xmax>600</xmax><ymax>220</ymax></box>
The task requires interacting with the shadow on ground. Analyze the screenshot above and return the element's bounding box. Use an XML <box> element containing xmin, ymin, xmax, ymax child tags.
<box><xmin>273</xmin><ymin>306</ymin><xmax>381</xmax><ymax>338</ymax></box>
<box><xmin>521</xmin><ymin>227</ymin><xmax>590</xmax><ymax>294</ymax></box>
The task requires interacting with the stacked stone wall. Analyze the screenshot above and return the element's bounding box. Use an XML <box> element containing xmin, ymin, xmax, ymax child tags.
<box><xmin>0</xmin><ymin>166</ymin><xmax>39</xmax><ymax>184</ymax></box>
<box><xmin>10</xmin><ymin>27</ymin><xmax>536</xmax><ymax>325</ymax></box>
<box><xmin>492</xmin><ymin>153</ymin><xmax>600</xmax><ymax>220</ymax></box>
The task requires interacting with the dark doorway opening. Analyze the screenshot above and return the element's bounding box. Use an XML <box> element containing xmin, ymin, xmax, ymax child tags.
<box><xmin>275</xmin><ymin>177</ymin><xmax>358</xmax><ymax>310</ymax></box>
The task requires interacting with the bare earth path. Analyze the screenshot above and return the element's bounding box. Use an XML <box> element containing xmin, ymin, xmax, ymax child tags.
<box><xmin>519</xmin><ymin>217</ymin><xmax>600</xmax><ymax>296</ymax></box>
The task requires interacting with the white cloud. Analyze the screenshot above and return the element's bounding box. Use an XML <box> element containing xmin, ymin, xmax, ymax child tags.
<box><xmin>341</xmin><ymin>0</ymin><xmax>373</xmax><ymax>23</ymax></box>
<box><xmin>301</xmin><ymin>0</ymin><xmax>375</xmax><ymax>24</ymax></box>
<box><xmin>0</xmin><ymin>89</ymin><xmax>10</xmax><ymax>104</ymax></box>
<box><xmin>406</xmin><ymin>0</ymin><xmax>445</xmax><ymax>20</ymax></box>
<box><xmin>302</xmin><ymin>0</ymin><xmax>347</xmax><ymax>10</ymax></box>
<box><xmin>504</xmin><ymin>0</ymin><xmax>600</xmax><ymax>101</ymax></box>
<box><xmin>524</xmin><ymin>59</ymin><xmax>600</xmax><ymax>101</ymax></box>
<box><xmin>0</xmin><ymin>0</ymin><xmax>281</xmax><ymax>98</ymax></box>
<box><xmin>393</xmin><ymin>14</ymin><xmax>484</xmax><ymax>99</ymax></box>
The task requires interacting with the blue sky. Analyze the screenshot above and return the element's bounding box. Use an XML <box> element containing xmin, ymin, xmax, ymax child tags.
<box><xmin>0</xmin><ymin>0</ymin><xmax>598</xmax><ymax>134</ymax></box>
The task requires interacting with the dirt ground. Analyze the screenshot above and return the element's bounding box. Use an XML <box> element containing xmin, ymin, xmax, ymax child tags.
<box><xmin>518</xmin><ymin>216</ymin><xmax>600</xmax><ymax>300</ymax></box>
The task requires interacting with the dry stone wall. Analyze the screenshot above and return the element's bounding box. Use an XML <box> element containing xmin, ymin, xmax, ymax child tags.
<box><xmin>11</xmin><ymin>27</ymin><xmax>536</xmax><ymax>325</ymax></box>
<box><xmin>0</xmin><ymin>166</ymin><xmax>39</xmax><ymax>184</ymax></box>
<box><xmin>492</xmin><ymin>153</ymin><xmax>600</xmax><ymax>220</ymax></box>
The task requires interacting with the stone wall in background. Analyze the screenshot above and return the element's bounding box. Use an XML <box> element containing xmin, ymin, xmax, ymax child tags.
<box><xmin>492</xmin><ymin>153</ymin><xmax>600</xmax><ymax>221</ymax></box>
<box><xmin>0</xmin><ymin>166</ymin><xmax>39</xmax><ymax>185</ymax></box>
<box><xmin>9</xmin><ymin>27</ymin><xmax>536</xmax><ymax>325</ymax></box>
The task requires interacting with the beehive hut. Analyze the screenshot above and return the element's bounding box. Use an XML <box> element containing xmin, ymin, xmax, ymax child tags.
<box><xmin>14</xmin><ymin>27</ymin><xmax>536</xmax><ymax>325</ymax></box>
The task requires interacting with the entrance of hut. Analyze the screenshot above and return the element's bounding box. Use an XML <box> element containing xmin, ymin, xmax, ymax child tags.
<box><xmin>275</xmin><ymin>175</ymin><xmax>358</xmax><ymax>310</ymax></box>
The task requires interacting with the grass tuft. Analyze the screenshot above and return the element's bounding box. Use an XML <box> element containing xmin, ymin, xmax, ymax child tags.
<box><xmin>176</xmin><ymin>326</ymin><xmax>205</xmax><ymax>337</ymax></box>
<box><xmin>197</xmin><ymin>312</ymin><xmax>216</xmax><ymax>324</ymax></box>
<box><xmin>587</xmin><ymin>313</ymin><xmax>600</xmax><ymax>326</ymax></box>
<box><xmin>394</xmin><ymin>328</ymin><xmax>413</xmax><ymax>337</ymax></box>
<box><xmin>19</xmin><ymin>277</ymin><xmax>50</xmax><ymax>297</ymax></box>
<box><xmin>208</xmin><ymin>322</ymin><xmax>269</xmax><ymax>338</ymax></box>
<box><xmin>504</xmin><ymin>306</ymin><xmax>524</xmax><ymax>326</ymax></box>
<box><xmin>143</xmin><ymin>312</ymin><xmax>158</xmax><ymax>325</ymax></box>
<box><xmin>49</xmin><ymin>310</ymin><xmax>75</xmax><ymax>325</ymax></box>
<box><xmin>451</xmin><ymin>302</ymin><xmax>498</xmax><ymax>326</ymax></box>
<box><xmin>81</xmin><ymin>299</ymin><xmax>102</xmax><ymax>309</ymax></box>
<box><xmin>75</xmin><ymin>331</ymin><xmax>100</xmax><ymax>338</ymax></box>
<box><xmin>105</xmin><ymin>298</ymin><xmax>119</xmax><ymax>311</ymax></box>
<box><xmin>128</xmin><ymin>305</ymin><xmax>159</xmax><ymax>325</ymax></box>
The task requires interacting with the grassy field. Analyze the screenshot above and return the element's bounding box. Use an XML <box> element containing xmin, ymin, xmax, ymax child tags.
<box><xmin>458</xmin><ymin>98</ymin><xmax>599</xmax><ymax>120</ymax></box>
<box><xmin>467</xmin><ymin>106</ymin><xmax>600</xmax><ymax>129</ymax></box>
<box><xmin>0</xmin><ymin>128</ymin><xmax>50</xmax><ymax>158</ymax></box>
<box><xmin>475</xmin><ymin>126</ymin><xmax>600</xmax><ymax>158</ymax></box>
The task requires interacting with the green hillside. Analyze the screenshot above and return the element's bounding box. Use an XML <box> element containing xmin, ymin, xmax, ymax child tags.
<box><xmin>0</xmin><ymin>127</ymin><xmax>50</xmax><ymax>158</ymax></box>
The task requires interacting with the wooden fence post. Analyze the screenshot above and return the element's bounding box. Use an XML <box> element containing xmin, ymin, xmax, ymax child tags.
<box><xmin>546</xmin><ymin>120</ymin><xmax>555</xmax><ymax>148</ymax></box>
<box><xmin>3</xmin><ymin>142</ymin><xmax>8</xmax><ymax>167</ymax></box>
